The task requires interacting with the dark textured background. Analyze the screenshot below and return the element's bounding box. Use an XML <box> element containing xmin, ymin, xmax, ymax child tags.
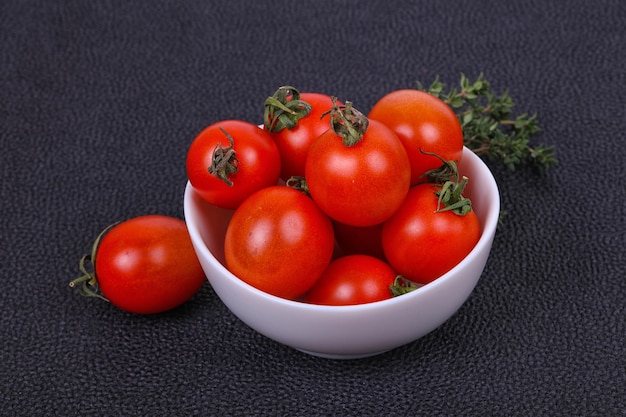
<box><xmin>1</xmin><ymin>0</ymin><xmax>625</xmax><ymax>415</ymax></box>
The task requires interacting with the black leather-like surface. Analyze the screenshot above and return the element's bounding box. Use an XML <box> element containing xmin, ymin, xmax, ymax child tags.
<box><xmin>2</xmin><ymin>1</ymin><xmax>624</xmax><ymax>415</ymax></box>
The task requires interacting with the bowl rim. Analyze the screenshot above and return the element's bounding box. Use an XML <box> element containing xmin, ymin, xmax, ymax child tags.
<box><xmin>184</xmin><ymin>146</ymin><xmax>500</xmax><ymax>312</ymax></box>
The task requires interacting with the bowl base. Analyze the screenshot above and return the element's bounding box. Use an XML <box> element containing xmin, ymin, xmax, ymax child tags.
<box><xmin>296</xmin><ymin>348</ymin><xmax>391</xmax><ymax>360</ymax></box>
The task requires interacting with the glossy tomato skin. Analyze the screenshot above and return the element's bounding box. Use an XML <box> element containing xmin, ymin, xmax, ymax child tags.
<box><xmin>186</xmin><ymin>120</ymin><xmax>281</xmax><ymax>209</ymax></box>
<box><xmin>268</xmin><ymin>92</ymin><xmax>337</xmax><ymax>181</ymax></box>
<box><xmin>368</xmin><ymin>89</ymin><xmax>463</xmax><ymax>184</ymax></box>
<box><xmin>305</xmin><ymin>255</ymin><xmax>396</xmax><ymax>306</ymax></box>
<box><xmin>305</xmin><ymin>119</ymin><xmax>411</xmax><ymax>227</ymax></box>
<box><xmin>381</xmin><ymin>184</ymin><xmax>481</xmax><ymax>284</ymax></box>
<box><xmin>224</xmin><ymin>186</ymin><xmax>334</xmax><ymax>300</ymax></box>
<box><xmin>95</xmin><ymin>215</ymin><xmax>206</xmax><ymax>314</ymax></box>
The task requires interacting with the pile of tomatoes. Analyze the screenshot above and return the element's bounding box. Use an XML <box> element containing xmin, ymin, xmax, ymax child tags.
<box><xmin>186</xmin><ymin>86</ymin><xmax>481</xmax><ymax>306</ymax></box>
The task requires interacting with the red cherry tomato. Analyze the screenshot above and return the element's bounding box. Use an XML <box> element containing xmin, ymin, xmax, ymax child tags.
<box><xmin>369</xmin><ymin>89</ymin><xmax>463</xmax><ymax>184</ymax></box>
<box><xmin>305</xmin><ymin>255</ymin><xmax>396</xmax><ymax>306</ymax></box>
<box><xmin>264</xmin><ymin>89</ymin><xmax>338</xmax><ymax>180</ymax></box>
<box><xmin>186</xmin><ymin>120</ymin><xmax>281</xmax><ymax>209</ymax></box>
<box><xmin>305</xmin><ymin>117</ymin><xmax>411</xmax><ymax>227</ymax></box>
<box><xmin>224</xmin><ymin>186</ymin><xmax>335</xmax><ymax>300</ymax></box>
<box><xmin>382</xmin><ymin>183</ymin><xmax>481</xmax><ymax>284</ymax></box>
<box><xmin>83</xmin><ymin>215</ymin><xmax>206</xmax><ymax>314</ymax></box>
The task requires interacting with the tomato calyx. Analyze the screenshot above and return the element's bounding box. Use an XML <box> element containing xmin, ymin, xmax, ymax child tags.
<box><xmin>209</xmin><ymin>128</ymin><xmax>240</xmax><ymax>187</ymax></box>
<box><xmin>435</xmin><ymin>176</ymin><xmax>472</xmax><ymax>215</ymax></box>
<box><xmin>389</xmin><ymin>275</ymin><xmax>423</xmax><ymax>296</ymax></box>
<box><xmin>264</xmin><ymin>86</ymin><xmax>312</xmax><ymax>132</ymax></box>
<box><xmin>68</xmin><ymin>223</ymin><xmax>117</xmax><ymax>302</ymax></box>
<box><xmin>421</xmin><ymin>150</ymin><xmax>473</xmax><ymax>216</ymax></box>
<box><xmin>285</xmin><ymin>175</ymin><xmax>310</xmax><ymax>196</ymax></box>
<box><xmin>325</xmin><ymin>97</ymin><xmax>369</xmax><ymax>147</ymax></box>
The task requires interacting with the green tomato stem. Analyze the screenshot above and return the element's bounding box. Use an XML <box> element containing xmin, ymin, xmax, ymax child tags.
<box><xmin>435</xmin><ymin>176</ymin><xmax>472</xmax><ymax>216</ymax></box>
<box><xmin>389</xmin><ymin>275</ymin><xmax>423</xmax><ymax>297</ymax></box>
<box><xmin>263</xmin><ymin>86</ymin><xmax>312</xmax><ymax>132</ymax></box>
<box><xmin>285</xmin><ymin>176</ymin><xmax>310</xmax><ymax>196</ymax></box>
<box><xmin>326</xmin><ymin>97</ymin><xmax>369</xmax><ymax>147</ymax></box>
<box><xmin>68</xmin><ymin>223</ymin><xmax>117</xmax><ymax>302</ymax></box>
<box><xmin>420</xmin><ymin>150</ymin><xmax>473</xmax><ymax>216</ymax></box>
<box><xmin>209</xmin><ymin>128</ymin><xmax>239</xmax><ymax>187</ymax></box>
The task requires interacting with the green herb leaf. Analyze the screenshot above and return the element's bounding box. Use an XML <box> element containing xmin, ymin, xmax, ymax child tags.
<box><xmin>417</xmin><ymin>74</ymin><xmax>557</xmax><ymax>173</ymax></box>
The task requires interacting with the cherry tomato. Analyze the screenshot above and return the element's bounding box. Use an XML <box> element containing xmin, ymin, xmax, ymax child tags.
<box><xmin>88</xmin><ymin>215</ymin><xmax>206</xmax><ymax>314</ymax></box>
<box><xmin>264</xmin><ymin>88</ymin><xmax>338</xmax><ymax>180</ymax></box>
<box><xmin>224</xmin><ymin>186</ymin><xmax>334</xmax><ymax>300</ymax></box>
<box><xmin>368</xmin><ymin>89</ymin><xmax>463</xmax><ymax>184</ymax></box>
<box><xmin>381</xmin><ymin>183</ymin><xmax>480</xmax><ymax>284</ymax></box>
<box><xmin>332</xmin><ymin>220</ymin><xmax>386</xmax><ymax>260</ymax></box>
<box><xmin>186</xmin><ymin>120</ymin><xmax>281</xmax><ymax>209</ymax></box>
<box><xmin>305</xmin><ymin>255</ymin><xmax>396</xmax><ymax>306</ymax></box>
<box><xmin>305</xmin><ymin>117</ymin><xmax>411</xmax><ymax>227</ymax></box>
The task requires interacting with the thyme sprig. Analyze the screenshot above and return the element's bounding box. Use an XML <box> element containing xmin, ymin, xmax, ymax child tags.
<box><xmin>418</xmin><ymin>74</ymin><xmax>557</xmax><ymax>173</ymax></box>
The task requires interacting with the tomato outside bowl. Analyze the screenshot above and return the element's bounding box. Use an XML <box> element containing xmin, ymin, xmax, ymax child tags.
<box><xmin>183</xmin><ymin>146</ymin><xmax>500</xmax><ymax>360</ymax></box>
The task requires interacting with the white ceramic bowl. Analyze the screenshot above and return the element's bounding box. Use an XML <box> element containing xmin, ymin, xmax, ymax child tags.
<box><xmin>184</xmin><ymin>147</ymin><xmax>500</xmax><ymax>359</ymax></box>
